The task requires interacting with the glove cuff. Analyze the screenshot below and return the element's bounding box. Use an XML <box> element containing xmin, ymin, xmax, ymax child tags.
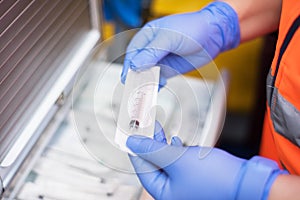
<box><xmin>235</xmin><ymin>156</ymin><xmax>288</xmax><ymax>200</ymax></box>
<box><xmin>207</xmin><ymin>1</ymin><xmax>241</xmax><ymax>51</ymax></box>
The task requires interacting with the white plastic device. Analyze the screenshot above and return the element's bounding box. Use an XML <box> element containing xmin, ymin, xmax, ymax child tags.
<box><xmin>115</xmin><ymin>67</ymin><xmax>160</xmax><ymax>153</ymax></box>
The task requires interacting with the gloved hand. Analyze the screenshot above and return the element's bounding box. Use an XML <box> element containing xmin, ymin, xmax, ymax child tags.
<box><xmin>121</xmin><ymin>1</ymin><xmax>240</xmax><ymax>86</ymax></box>
<box><xmin>127</xmin><ymin>123</ymin><xmax>287</xmax><ymax>200</ymax></box>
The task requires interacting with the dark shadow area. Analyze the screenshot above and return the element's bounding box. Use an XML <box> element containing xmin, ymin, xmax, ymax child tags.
<box><xmin>217</xmin><ymin>33</ymin><xmax>278</xmax><ymax>159</ymax></box>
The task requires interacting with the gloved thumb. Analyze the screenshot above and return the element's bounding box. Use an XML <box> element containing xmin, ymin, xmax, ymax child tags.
<box><xmin>127</xmin><ymin>135</ymin><xmax>166</xmax><ymax>154</ymax></box>
<box><xmin>127</xmin><ymin>136</ymin><xmax>168</xmax><ymax>199</ymax></box>
<box><xmin>127</xmin><ymin>135</ymin><xmax>185</xmax><ymax>170</ymax></box>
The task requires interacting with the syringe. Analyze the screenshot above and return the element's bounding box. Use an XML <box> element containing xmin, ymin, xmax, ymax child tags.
<box><xmin>115</xmin><ymin>67</ymin><xmax>160</xmax><ymax>153</ymax></box>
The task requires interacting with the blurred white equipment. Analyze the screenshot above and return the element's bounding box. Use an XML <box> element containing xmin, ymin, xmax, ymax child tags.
<box><xmin>71</xmin><ymin>61</ymin><xmax>228</xmax><ymax>172</ymax></box>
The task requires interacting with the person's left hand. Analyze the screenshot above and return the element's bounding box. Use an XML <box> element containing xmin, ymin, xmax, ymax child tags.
<box><xmin>121</xmin><ymin>2</ymin><xmax>240</xmax><ymax>87</ymax></box>
<box><xmin>127</xmin><ymin>122</ymin><xmax>286</xmax><ymax>200</ymax></box>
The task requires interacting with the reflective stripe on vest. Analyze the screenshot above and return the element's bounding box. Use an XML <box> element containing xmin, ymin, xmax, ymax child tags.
<box><xmin>267</xmin><ymin>72</ymin><xmax>300</xmax><ymax>146</ymax></box>
<box><xmin>266</xmin><ymin>16</ymin><xmax>300</xmax><ymax>147</ymax></box>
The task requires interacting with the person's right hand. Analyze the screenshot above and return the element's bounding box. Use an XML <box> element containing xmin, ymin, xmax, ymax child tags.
<box><xmin>121</xmin><ymin>1</ymin><xmax>240</xmax><ymax>86</ymax></box>
<box><xmin>127</xmin><ymin>123</ymin><xmax>287</xmax><ymax>200</ymax></box>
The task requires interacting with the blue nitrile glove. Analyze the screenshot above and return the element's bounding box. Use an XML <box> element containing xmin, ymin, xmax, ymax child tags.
<box><xmin>121</xmin><ymin>1</ymin><xmax>240</xmax><ymax>86</ymax></box>
<box><xmin>127</xmin><ymin>125</ymin><xmax>287</xmax><ymax>200</ymax></box>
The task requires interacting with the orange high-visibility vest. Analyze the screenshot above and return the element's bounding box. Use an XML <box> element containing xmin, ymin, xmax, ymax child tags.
<box><xmin>260</xmin><ymin>0</ymin><xmax>300</xmax><ymax>174</ymax></box>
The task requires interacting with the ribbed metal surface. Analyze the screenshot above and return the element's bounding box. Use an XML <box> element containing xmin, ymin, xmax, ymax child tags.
<box><xmin>0</xmin><ymin>0</ymin><xmax>92</xmax><ymax>159</ymax></box>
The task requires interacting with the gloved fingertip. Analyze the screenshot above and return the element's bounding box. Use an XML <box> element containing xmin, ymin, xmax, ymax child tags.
<box><xmin>171</xmin><ymin>136</ymin><xmax>183</xmax><ymax>146</ymax></box>
<box><xmin>154</xmin><ymin>121</ymin><xmax>163</xmax><ymax>133</ymax></box>
<box><xmin>121</xmin><ymin>59</ymin><xmax>131</xmax><ymax>84</ymax></box>
<box><xmin>129</xmin><ymin>62</ymin><xmax>138</xmax><ymax>70</ymax></box>
<box><xmin>159</xmin><ymin>76</ymin><xmax>167</xmax><ymax>89</ymax></box>
<box><xmin>121</xmin><ymin>74</ymin><xmax>126</xmax><ymax>84</ymax></box>
<box><xmin>154</xmin><ymin>132</ymin><xmax>167</xmax><ymax>144</ymax></box>
<box><xmin>126</xmin><ymin>135</ymin><xmax>149</xmax><ymax>152</ymax></box>
<box><xmin>154</xmin><ymin>121</ymin><xmax>167</xmax><ymax>143</ymax></box>
<box><xmin>130</xmin><ymin>58</ymin><xmax>157</xmax><ymax>71</ymax></box>
<box><xmin>127</xmin><ymin>135</ymin><xmax>166</xmax><ymax>156</ymax></box>
<box><xmin>130</xmin><ymin>64</ymin><xmax>151</xmax><ymax>72</ymax></box>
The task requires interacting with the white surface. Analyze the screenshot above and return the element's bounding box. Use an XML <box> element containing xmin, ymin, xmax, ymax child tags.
<box><xmin>18</xmin><ymin>115</ymin><xmax>141</xmax><ymax>200</ymax></box>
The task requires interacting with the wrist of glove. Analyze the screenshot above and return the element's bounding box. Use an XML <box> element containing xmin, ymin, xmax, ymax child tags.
<box><xmin>122</xmin><ymin>1</ymin><xmax>240</xmax><ymax>85</ymax></box>
<box><xmin>126</xmin><ymin>123</ymin><xmax>288</xmax><ymax>200</ymax></box>
<box><xmin>197</xmin><ymin>1</ymin><xmax>240</xmax><ymax>52</ymax></box>
<box><xmin>235</xmin><ymin>156</ymin><xmax>288</xmax><ymax>200</ymax></box>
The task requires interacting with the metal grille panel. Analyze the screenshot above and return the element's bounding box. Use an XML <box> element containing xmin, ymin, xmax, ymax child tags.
<box><xmin>0</xmin><ymin>0</ymin><xmax>92</xmax><ymax>159</ymax></box>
